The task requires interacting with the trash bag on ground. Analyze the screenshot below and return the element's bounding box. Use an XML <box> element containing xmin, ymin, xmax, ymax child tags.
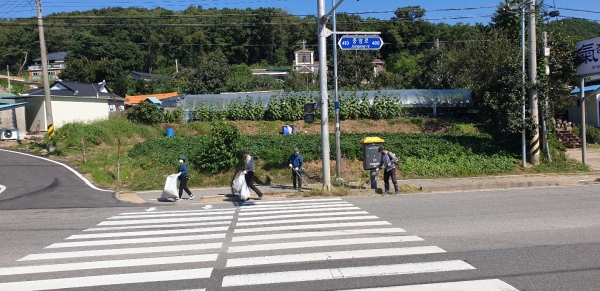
<box><xmin>233</xmin><ymin>174</ymin><xmax>250</xmax><ymax>200</ymax></box>
<box><xmin>161</xmin><ymin>173</ymin><xmax>180</xmax><ymax>199</ymax></box>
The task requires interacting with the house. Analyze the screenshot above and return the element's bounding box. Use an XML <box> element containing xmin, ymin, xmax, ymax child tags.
<box><xmin>125</xmin><ymin>92</ymin><xmax>180</xmax><ymax>108</ymax></box>
<box><xmin>129</xmin><ymin>71</ymin><xmax>164</xmax><ymax>82</ymax></box>
<box><xmin>28</xmin><ymin>52</ymin><xmax>67</xmax><ymax>81</ymax></box>
<box><xmin>0</xmin><ymin>102</ymin><xmax>27</xmax><ymax>139</ymax></box>
<box><xmin>6</xmin><ymin>80</ymin><xmax>126</xmax><ymax>132</ymax></box>
<box><xmin>568</xmin><ymin>85</ymin><xmax>600</xmax><ymax>127</ymax></box>
<box><xmin>251</xmin><ymin>68</ymin><xmax>290</xmax><ymax>81</ymax></box>
<box><xmin>372</xmin><ymin>59</ymin><xmax>385</xmax><ymax>77</ymax></box>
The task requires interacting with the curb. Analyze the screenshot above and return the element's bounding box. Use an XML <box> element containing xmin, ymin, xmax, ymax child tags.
<box><xmin>116</xmin><ymin>192</ymin><xmax>147</xmax><ymax>204</ymax></box>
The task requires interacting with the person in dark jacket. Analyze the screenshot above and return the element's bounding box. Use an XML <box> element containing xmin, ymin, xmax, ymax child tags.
<box><xmin>242</xmin><ymin>149</ymin><xmax>263</xmax><ymax>200</ymax></box>
<box><xmin>176</xmin><ymin>155</ymin><xmax>194</xmax><ymax>201</ymax></box>
<box><xmin>376</xmin><ymin>146</ymin><xmax>399</xmax><ymax>195</ymax></box>
<box><xmin>288</xmin><ymin>148</ymin><xmax>304</xmax><ymax>189</ymax></box>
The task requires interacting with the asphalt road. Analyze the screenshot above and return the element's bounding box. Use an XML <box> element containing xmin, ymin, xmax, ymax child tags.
<box><xmin>0</xmin><ymin>149</ymin><xmax>130</xmax><ymax>209</ymax></box>
<box><xmin>0</xmin><ymin>184</ymin><xmax>598</xmax><ymax>290</ymax></box>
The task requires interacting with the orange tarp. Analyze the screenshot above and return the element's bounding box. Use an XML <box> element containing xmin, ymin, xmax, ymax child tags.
<box><xmin>125</xmin><ymin>92</ymin><xmax>179</xmax><ymax>105</ymax></box>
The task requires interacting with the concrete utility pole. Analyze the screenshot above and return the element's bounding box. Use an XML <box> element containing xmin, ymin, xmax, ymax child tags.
<box><xmin>35</xmin><ymin>0</ymin><xmax>54</xmax><ymax>139</ymax></box>
<box><xmin>317</xmin><ymin>0</ymin><xmax>332</xmax><ymax>191</ymax></box>
<box><xmin>542</xmin><ymin>31</ymin><xmax>551</xmax><ymax>161</ymax></box>
<box><xmin>528</xmin><ymin>1</ymin><xmax>540</xmax><ymax>165</ymax></box>
<box><xmin>580</xmin><ymin>78</ymin><xmax>587</xmax><ymax>165</ymax></box>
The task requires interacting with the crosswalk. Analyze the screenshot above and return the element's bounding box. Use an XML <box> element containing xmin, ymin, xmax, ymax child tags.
<box><xmin>0</xmin><ymin>208</ymin><xmax>235</xmax><ymax>291</ymax></box>
<box><xmin>0</xmin><ymin>198</ymin><xmax>520</xmax><ymax>290</ymax></box>
<box><xmin>221</xmin><ymin>198</ymin><xmax>520</xmax><ymax>290</ymax></box>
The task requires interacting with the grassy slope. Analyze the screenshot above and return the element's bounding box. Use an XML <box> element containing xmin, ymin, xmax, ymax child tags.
<box><xmin>4</xmin><ymin>114</ymin><xmax>589</xmax><ymax>191</ymax></box>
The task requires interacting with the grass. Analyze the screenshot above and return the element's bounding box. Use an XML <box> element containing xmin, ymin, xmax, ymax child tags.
<box><xmin>4</xmin><ymin>116</ymin><xmax>590</xmax><ymax>193</ymax></box>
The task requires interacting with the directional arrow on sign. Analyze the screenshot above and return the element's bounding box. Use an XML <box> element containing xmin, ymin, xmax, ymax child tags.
<box><xmin>338</xmin><ymin>35</ymin><xmax>384</xmax><ymax>50</ymax></box>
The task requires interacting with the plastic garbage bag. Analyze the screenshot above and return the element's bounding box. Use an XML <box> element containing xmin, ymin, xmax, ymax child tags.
<box><xmin>233</xmin><ymin>174</ymin><xmax>250</xmax><ymax>200</ymax></box>
<box><xmin>161</xmin><ymin>173</ymin><xmax>180</xmax><ymax>199</ymax></box>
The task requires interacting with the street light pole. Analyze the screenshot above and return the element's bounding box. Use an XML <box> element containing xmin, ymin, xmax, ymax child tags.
<box><xmin>317</xmin><ymin>0</ymin><xmax>332</xmax><ymax>191</ymax></box>
<box><xmin>521</xmin><ymin>4</ymin><xmax>527</xmax><ymax>168</ymax></box>
<box><xmin>332</xmin><ymin>0</ymin><xmax>343</xmax><ymax>182</ymax></box>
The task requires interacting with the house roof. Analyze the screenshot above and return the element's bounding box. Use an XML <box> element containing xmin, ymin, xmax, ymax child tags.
<box><xmin>125</xmin><ymin>92</ymin><xmax>179</xmax><ymax>105</ymax></box>
<box><xmin>296</xmin><ymin>48</ymin><xmax>313</xmax><ymax>53</ymax></box>
<box><xmin>33</xmin><ymin>52</ymin><xmax>67</xmax><ymax>62</ymax></box>
<box><xmin>24</xmin><ymin>80</ymin><xmax>124</xmax><ymax>100</ymax></box>
<box><xmin>130</xmin><ymin>71</ymin><xmax>163</xmax><ymax>80</ymax></box>
<box><xmin>145</xmin><ymin>97</ymin><xmax>162</xmax><ymax>104</ymax></box>
<box><xmin>372</xmin><ymin>59</ymin><xmax>384</xmax><ymax>63</ymax></box>
<box><xmin>0</xmin><ymin>102</ymin><xmax>27</xmax><ymax>110</ymax></box>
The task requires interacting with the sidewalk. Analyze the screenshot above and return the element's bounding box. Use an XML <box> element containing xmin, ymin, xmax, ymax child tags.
<box><xmin>123</xmin><ymin>172</ymin><xmax>600</xmax><ymax>204</ymax></box>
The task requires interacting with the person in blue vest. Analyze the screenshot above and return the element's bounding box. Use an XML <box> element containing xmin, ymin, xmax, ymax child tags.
<box><xmin>176</xmin><ymin>155</ymin><xmax>194</xmax><ymax>201</ymax></box>
<box><xmin>288</xmin><ymin>148</ymin><xmax>304</xmax><ymax>189</ymax></box>
<box><xmin>376</xmin><ymin>146</ymin><xmax>399</xmax><ymax>195</ymax></box>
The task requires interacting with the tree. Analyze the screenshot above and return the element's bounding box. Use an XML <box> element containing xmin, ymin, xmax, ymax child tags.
<box><xmin>185</xmin><ymin>50</ymin><xmax>230</xmax><ymax>94</ymax></box>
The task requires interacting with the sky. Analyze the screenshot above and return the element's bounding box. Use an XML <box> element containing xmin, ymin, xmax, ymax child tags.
<box><xmin>2</xmin><ymin>0</ymin><xmax>600</xmax><ymax>25</ymax></box>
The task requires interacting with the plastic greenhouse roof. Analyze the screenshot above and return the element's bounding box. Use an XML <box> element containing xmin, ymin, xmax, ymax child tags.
<box><xmin>181</xmin><ymin>89</ymin><xmax>473</xmax><ymax>110</ymax></box>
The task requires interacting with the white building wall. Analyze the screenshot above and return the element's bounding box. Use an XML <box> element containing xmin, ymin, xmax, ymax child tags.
<box><xmin>0</xmin><ymin>105</ymin><xmax>27</xmax><ymax>138</ymax></box>
<box><xmin>52</xmin><ymin>97</ymin><xmax>109</xmax><ymax>128</ymax></box>
<box><xmin>567</xmin><ymin>94</ymin><xmax>600</xmax><ymax>127</ymax></box>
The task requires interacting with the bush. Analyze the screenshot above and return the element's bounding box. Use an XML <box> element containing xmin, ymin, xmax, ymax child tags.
<box><xmin>126</xmin><ymin>102</ymin><xmax>165</xmax><ymax>125</ymax></box>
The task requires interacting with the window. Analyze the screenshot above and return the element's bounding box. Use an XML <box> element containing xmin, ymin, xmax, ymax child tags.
<box><xmin>302</xmin><ymin>56</ymin><xmax>307</xmax><ymax>63</ymax></box>
<box><xmin>48</xmin><ymin>71</ymin><xmax>56</xmax><ymax>76</ymax></box>
<box><xmin>33</xmin><ymin>72</ymin><xmax>39</xmax><ymax>76</ymax></box>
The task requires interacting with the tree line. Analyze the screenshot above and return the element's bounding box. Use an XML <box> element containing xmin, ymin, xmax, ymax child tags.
<box><xmin>1</xmin><ymin>3</ymin><xmax>598</xmax><ymax>135</ymax></box>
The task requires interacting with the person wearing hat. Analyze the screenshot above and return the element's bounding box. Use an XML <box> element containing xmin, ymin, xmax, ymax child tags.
<box><xmin>176</xmin><ymin>155</ymin><xmax>194</xmax><ymax>201</ymax></box>
<box><xmin>242</xmin><ymin>149</ymin><xmax>263</xmax><ymax>200</ymax></box>
<box><xmin>288</xmin><ymin>148</ymin><xmax>304</xmax><ymax>189</ymax></box>
<box><xmin>376</xmin><ymin>146</ymin><xmax>399</xmax><ymax>195</ymax></box>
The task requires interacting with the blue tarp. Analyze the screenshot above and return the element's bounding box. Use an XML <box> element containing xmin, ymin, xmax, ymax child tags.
<box><xmin>570</xmin><ymin>85</ymin><xmax>600</xmax><ymax>94</ymax></box>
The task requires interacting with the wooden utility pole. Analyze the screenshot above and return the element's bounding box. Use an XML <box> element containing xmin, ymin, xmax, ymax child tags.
<box><xmin>528</xmin><ymin>1</ymin><xmax>540</xmax><ymax>165</ymax></box>
<box><xmin>35</xmin><ymin>0</ymin><xmax>54</xmax><ymax>139</ymax></box>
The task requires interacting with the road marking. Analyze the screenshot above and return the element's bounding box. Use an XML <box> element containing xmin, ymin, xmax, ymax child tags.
<box><xmin>226</xmin><ymin>246</ymin><xmax>445</xmax><ymax>267</ymax></box>
<box><xmin>0</xmin><ymin>268</ymin><xmax>212</xmax><ymax>291</ymax></box>
<box><xmin>236</xmin><ymin>215</ymin><xmax>379</xmax><ymax>227</ymax></box>
<box><xmin>0</xmin><ymin>254</ymin><xmax>217</xmax><ymax>276</ymax></box>
<box><xmin>48</xmin><ymin>233</ymin><xmax>226</xmax><ymax>248</ymax></box>
<box><xmin>145</xmin><ymin>207</ymin><xmax>156</xmax><ymax>212</ymax></box>
<box><xmin>228</xmin><ymin>236</ymin><xmax>423</xmax><ymax>253</ymax></box>
<box><xmin>119</xmin><ymin>208</ymin><xmax>233</xmax><ymax>215</ymax></box>
<box><xmin>239</xmin><ymin>198</ymin><xmax>343</xmax><ymax>205</ymax></box>
<box><xmin>18</xmin><ymin>243</ymin><xmax>222</xmax><ymax>261</ymax></box>
<box><xmin>0</xmin><ymin>184</ymin><xmax>6</xmax><ymax>194</ymax></box>
<box><xmin>235</xmin><ymin>221</ymin><xmax>391</xmax><ymax>233</ymax></box>
<box><xmin>239</xmin><ymin>202</ymin><xmax>352</xmax><ymax>211</ymax></box>
<box><xmin>0</xmin><ymin>148</ymin><xmax>111</xmax><ymax>192</ymax></box>
<box><xmin>337</xmin><ymin>279</ymin><xmax>520</xmax><ymax>290</ymax></box>
<box><xmin>108</xmin><ymin>210</ymin><xmax>235</xmax><ymax>219</ymax></box>
<box><xmin>232</xmin><ymin>228</ymin><xmax>407</xmax><ymax>242</ymax></box>
<box><xmin>221</xmin><ymin>260</ymin><xmax>475</xmax><ymax>287</ymax></box>
<box><xmin>237</xmin><ymin>210</ymin><xmax>370</xmax><ymax>221</ymax></box>
<box><xmin>97</xmin><ymin>215</ymin><xmax>233</xmax><ymax>226</ymax></box>
<box><xmin>84</xmin><ymin>220</ymin><xmax>231</xmax><ymax>232</ymax></box>
<box><xmin>67</xmin><ymin>227</ymin><xmax>228</xmax><ymax>239</ymax></box>
<box><xmin>202</xmin><ymin>205</ymin><xmax>213</xmax><ymax>209</ymax></box>
<box><xmin>238</xmin><ymin>206</ymin><xmax>360</xmax><ymax>216</ymax></box>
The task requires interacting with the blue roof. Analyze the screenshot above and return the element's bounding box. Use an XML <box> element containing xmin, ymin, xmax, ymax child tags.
<box><xmin>570</xmin><ymin>85</ymin><xmax>600</xmax><ymax>94</ymax></box>
<box><xmin>0</xmin><ymin>102</ymin><xmax>27</xmax><ymax>110</ymax></box>
<box><xmin>146</xmin><ymin>97</ymin><xmax>162</xmax><ymax>104</ymax></box>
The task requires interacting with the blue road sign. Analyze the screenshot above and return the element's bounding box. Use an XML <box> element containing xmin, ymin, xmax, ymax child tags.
<box><xmin>338</xmin><ymin>36</ymin><xmax>383</xmax><ymax>50</ymax></box>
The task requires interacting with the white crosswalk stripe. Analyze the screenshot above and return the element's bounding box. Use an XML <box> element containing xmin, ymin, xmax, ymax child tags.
<box><xmin>3</xmin><ymin>207</ymin><xmax>235</xmax><ymax>291</ymax></box>
<box><xmin>224</xmin><ymin>198</ymin><xmax>520</xmax><ymax>290</ymax></box>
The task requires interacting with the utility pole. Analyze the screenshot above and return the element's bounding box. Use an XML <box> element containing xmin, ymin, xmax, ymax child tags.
<box><xmin>542</xmin><ymin>31</ymin><xmax>551</xmax><ymax>161</ymax></box>
<box><xmin>6</xmin><ymin>65</ymin><xmax>10</xmax><ymax>93</ymax></box>
<box><xmin>528</xmin><ymin>1</ymin><xmax>540</xmax><ymax>165</ymax></box>
<box><xmin>332</xmin><ymin>0</ymin><xmax>342</xmax><ymax>182</ymax></box>
<box><xmin>35</xmin><ymin>0</ymin><xmax>54</xmax><ymax>139</ymax></box>
<box><xmin>317</xmin><ymin>0</ymin><xmax>332</xmax><ymax>191</ymax></box>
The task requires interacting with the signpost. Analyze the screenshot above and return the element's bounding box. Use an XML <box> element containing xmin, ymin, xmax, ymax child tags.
<box><xmin>338</xmin><ymin>36</ymin><xmax>383</xmax><ymax>50</ymax></box>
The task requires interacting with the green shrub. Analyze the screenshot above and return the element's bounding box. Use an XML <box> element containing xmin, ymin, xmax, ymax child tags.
<box><xmin>126</xmin><ymin>102</ymin><xmax>165</xmax><ymax>125</ymax></box>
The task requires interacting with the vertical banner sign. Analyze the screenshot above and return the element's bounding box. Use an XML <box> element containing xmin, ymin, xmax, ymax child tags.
<box><xmin>47</xmin><ymin>124</ymin><xmax>55</xmax><ymax>140</ymax></box>
<box><xmin>576</xmin><ymin>36</ymin><xmax>600</xmax><ymax>77</ymax></box>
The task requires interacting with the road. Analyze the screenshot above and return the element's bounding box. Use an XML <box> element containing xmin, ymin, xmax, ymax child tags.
<box><xmin>0</xmin><ymin>149</ymin><xmax>128</xmax><ymax>209</ymax></box>
<box><xmin>0</xmin><ymin>184</ymin><xmax>599</xmax><ymax>290</ymax></box>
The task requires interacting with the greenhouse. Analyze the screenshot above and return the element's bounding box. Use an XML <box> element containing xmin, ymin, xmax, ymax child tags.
<box><xmin>180</xmin><ymin>89</ymin><xmax>473</xmax><ymax>122</ymax></box>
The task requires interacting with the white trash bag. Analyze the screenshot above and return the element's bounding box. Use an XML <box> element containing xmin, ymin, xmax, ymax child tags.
<box><xmin>161</xmin><ymin>173</ymin><xmax>180</xmax><ymax>199</ymax></box>
<box><xmin>233</xmin><ymin>174</ymin><xmax>250</xmax><ymax>201</ymax></box>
